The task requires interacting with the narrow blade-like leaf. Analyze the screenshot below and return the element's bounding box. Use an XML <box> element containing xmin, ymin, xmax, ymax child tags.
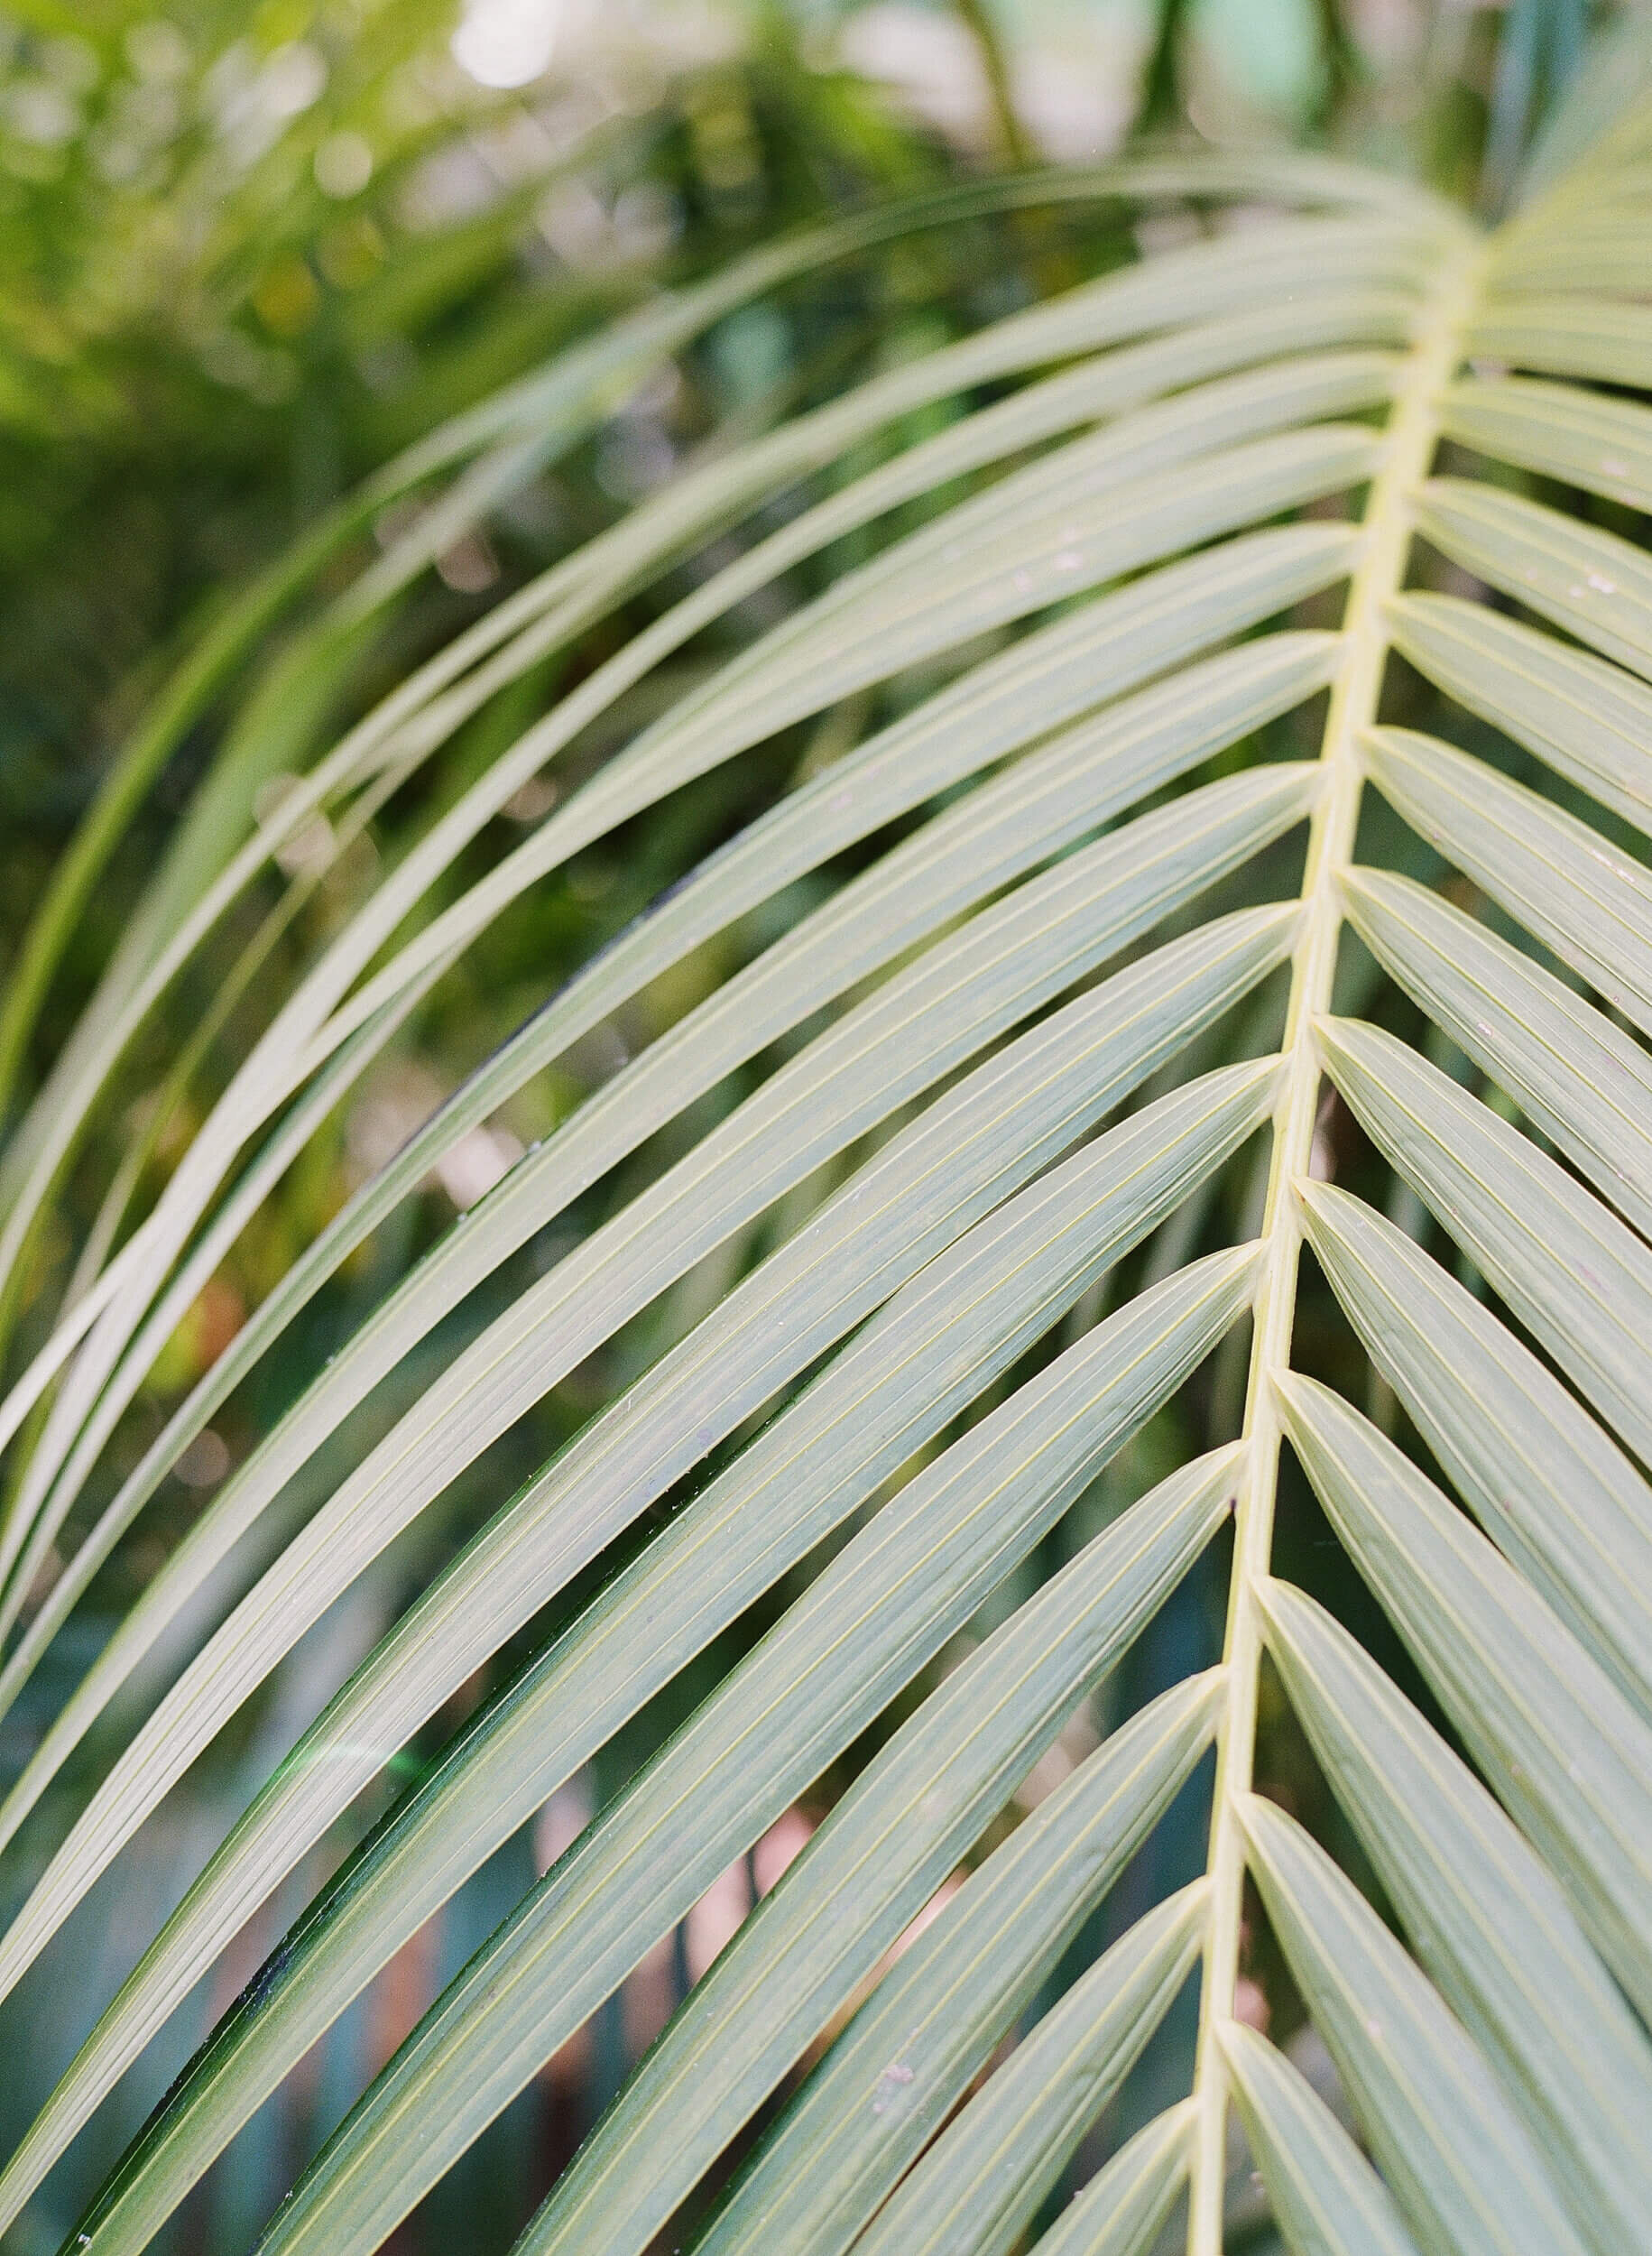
<box><xmin>1464</xmin><ymin>295</ymin><xmax>1652</xmax><ymax>389</ymax></box>
<box><xmin>541</xmin><ymin>1641</ymin><xmax>1228</xmax><ymax>2256</ymax></box>
<box><xmin>850</xmin><ymin>1886</ymin><xmax>1208</xmax><ymax>2256</ymax></box>
<box><xmin>0</xmin><ymin>754</ymin><xmax>1312</xmax><ymax>2005</ymax></box>
<box><xmin>1241</xmin><ymin>1793</ymin><xmax>1586</xmax><ymax>2256</ymax></box>
<box><xmin>1384</xmin><ymin>593</ymin><xmax>1652</xmax><ymax>834</ymax></box>
<box><xmin>1316</xmin><ymin>1014</ymin><xmax>1652</xmax><ymax>1467</ymax></box>
<box><xmin>252</xmin><ymin>1252</ymin><xmax>1257</xmax><ymax>2256</ymax></box>
<box><xmin>1298</xmin><ymin>1179</ymin><xmax>1652</xmax><ymax>1716</ymax></box>
<box><xmin>1438</xmin><ymin>375</ymin><xmax>1652</xmax><ymax>510</ymax></box>
<box><xmin>1259</xmin><ymin>1576</ymin><xmax>1652</xmax><ymax>2253</ymax></box>
<box><xmin>1219</xmin><ymin>2021</ymin><xmax>1419</xmax><ymax>2256</ymax></box>
<box><xmin>1409</xmin><ymin>479</ymin><xmax>1652</xmax><ymax>680</ymax></box>
<box><xmin>61</xmin><ymin>1053</ymin><xmax>1271</xmax><ymax>2256</ymax></box>
<box><xmin>1339</xmin><ymin>868</ymin><xmax>1652</xmax><ymax>1240</ymax></box>
<box><xmin>1</xmin><ymin>523</ymin><xmax>1351</xmax><ymax>1752</ymax></box>
<box><xmin>1277</xmin><ymin>1374</ymin><xmax>1652</xmax><ymax>2022</ymax></box>
<box><xmin>1361</xmin><ymin>726</ymin><xmax>1652</xmax><ymax>1038</ymax></box>
<box><xmin>1025</xmin><ymin>2104</ymin><xmax>1195</xmax><ymax>2256</ymax></box>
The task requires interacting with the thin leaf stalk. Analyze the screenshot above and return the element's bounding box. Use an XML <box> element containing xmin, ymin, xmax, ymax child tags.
<box><xmin>1185</xmin><ymin>226</ymin><xmax>1481</xmax><ymax>2254</ymax></box>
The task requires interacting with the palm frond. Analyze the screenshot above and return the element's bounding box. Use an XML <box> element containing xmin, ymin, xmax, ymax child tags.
<box><xmin>3</xmin><ymin>82</ymin><xmax>1651</xmax><ymax>2256</ymax></box>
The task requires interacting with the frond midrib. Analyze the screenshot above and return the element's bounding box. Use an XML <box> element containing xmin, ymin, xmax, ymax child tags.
<box><xmin>1185</xmin><ymin>215</ymin><xmax>1487</xmax><ymax>2252</ymax></box>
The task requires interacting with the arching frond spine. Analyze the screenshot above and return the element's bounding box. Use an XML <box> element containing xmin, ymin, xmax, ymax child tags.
<box><xmin>1185</xmin><ymin>219</ymin><xmax>1484</xmax><ymax>2252</ymax></box>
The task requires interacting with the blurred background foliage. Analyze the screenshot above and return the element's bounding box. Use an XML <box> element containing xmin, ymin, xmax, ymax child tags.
<box><xmin>0</xmin><ymin>1</ymin><xmax>1621</xmax><ymax>2249</ymax></box>
<box><xmin>0</xmin><ymin>0</ymin><xmax>1590</xmax><ymax>1010</ymax></box>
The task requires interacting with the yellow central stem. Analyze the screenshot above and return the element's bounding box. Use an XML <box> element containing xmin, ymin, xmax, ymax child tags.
<box><xmin>1186</xmin><ymin>230</ymin><xmax>1481</xmax><ymax>2253</ymax></box>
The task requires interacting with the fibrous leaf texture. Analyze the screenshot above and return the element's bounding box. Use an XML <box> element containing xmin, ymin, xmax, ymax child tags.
<box><xmin>2</xmin><ymin>94</ymin><xmax>1650</xmax><ymax>2256</ymax></box>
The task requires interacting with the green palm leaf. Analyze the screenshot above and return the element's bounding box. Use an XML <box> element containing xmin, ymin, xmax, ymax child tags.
<box><xmin>3</xmin><ymin>71</ymin><xmax>1651</xmax><ymax>2256</ymax></box>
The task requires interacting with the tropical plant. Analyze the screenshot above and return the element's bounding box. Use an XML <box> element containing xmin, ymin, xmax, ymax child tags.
<box><xmin>3</xmin><ymin>10</ymin><xmax>1652</xmax><ymax>2254</ymax></box>
<box><xmin>0</xmin><ymin>0</ymin><xmax>970</xmax><ymax>1087</ymax></box>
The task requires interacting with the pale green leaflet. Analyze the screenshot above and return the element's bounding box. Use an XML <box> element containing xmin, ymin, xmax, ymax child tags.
<box><xmin>3</xmin><ymin>77</ymin><xmax>1651</xmax><ymax>2256</ymax></box>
